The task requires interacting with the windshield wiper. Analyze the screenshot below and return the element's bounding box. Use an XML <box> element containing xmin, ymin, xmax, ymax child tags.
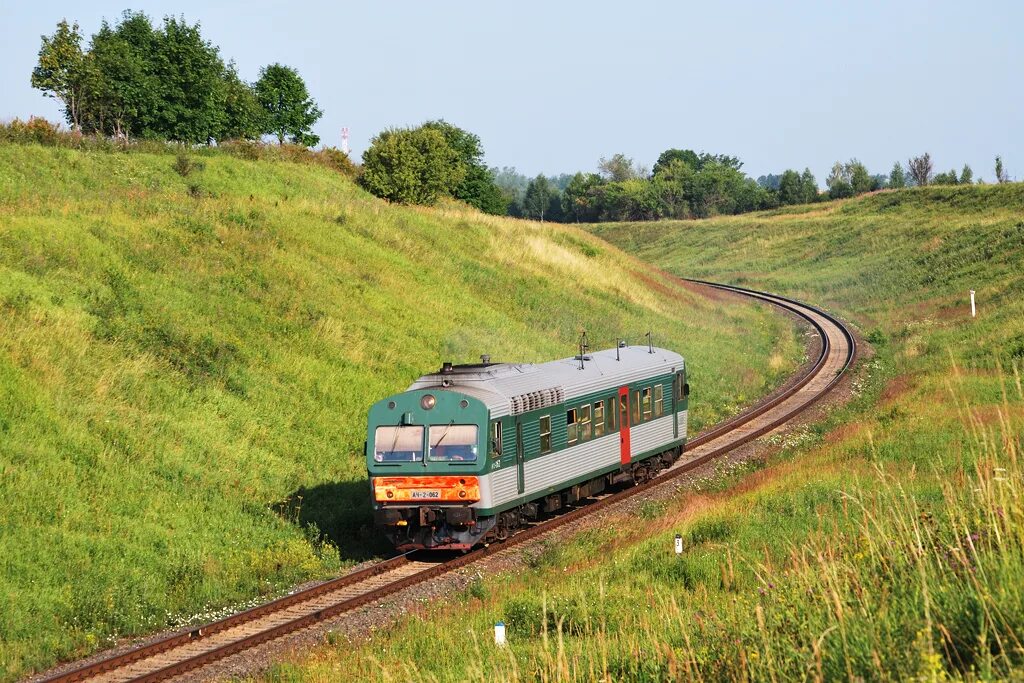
<box><xmin>432</xmin><ymin>420</ymin><xmax>455</xmax><ymax>449</ymax></box>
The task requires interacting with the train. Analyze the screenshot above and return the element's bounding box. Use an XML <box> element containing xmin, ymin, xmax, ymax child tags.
<box><xmin>365</xmin><ymin>342</ymin><xmax>689</xmax><ymax>551</ymax></box>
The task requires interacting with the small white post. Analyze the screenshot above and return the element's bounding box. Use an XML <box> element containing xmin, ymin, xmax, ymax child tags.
<box><xmin>674</xmin><ymin>534</ymin><xmax>683</xmax><ymax>555</ymax></box>
<box><xmin>970</xmin><ymin>290</ymin><xmax>976</xmax><ymax>318</ymax></box>
<box><xmin>495</xmin><ymin>621</ymin><xmax>506</xmax><ymax>646</ymax></box>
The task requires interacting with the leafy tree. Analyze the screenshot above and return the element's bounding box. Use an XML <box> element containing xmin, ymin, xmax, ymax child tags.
<box><xmin>959</xmin><ymin>164</ymin><xmax>974</xmax><ymax>185</ymax></box>
<box><xmin>31</xmin><ymin>20</ymin><xmax>87</xmax><ymax>130</ymax></box>
<box><xmin>421</xmin><ymin>120</ymin><xmax>505</xmax><ymax>214</ymax></box>
<box><xmin>653</xmin><ymin>149</ymin><xmax>700</xmax><ymax>175</ymax></box>
<box><xmin>826</xmin><ymin>162</ymin><xmax>855</xmax><ymax>199</ymax></box>
<box><xmin>523</xmin><ymin>175</ymin><xmax>552</xmax><ymax>221</ymax></box>
<box><xmin>562</xmin><ymin>172</ymin><xmax>604</xmax><ymax>222</ymax></box>
<box><xmin>907</xmin><ymin>153</ymin><xmax>933</xmax><ymax>186</ymax></box>
<box><xmin>360</xmin><ymin>126</ymin><xmax>464</xmax><ymax>205</ymax></box>
<box><xmin>255</xmin><ymin>63</ymin><xmax>322</xmax><ymax>146</ymax></box>
<box><xmin>777</xmin><ymin>169</ymin><xmax>803</xmax><ymax>205</ymax></box>
<box><xmin>80</xmin><ymin>13</ymin><xmax>160</xmax><ymax>138</ymax></box>
<box><xmin>149</xmin><ymin>16</ymin><xmax>231</xmax><ymax>143</ymax></box>
<box><xmin>221</xmin><ymin>64</ymin><xmax>265</xmax><ymax>140</ymax></box>
<box><xmin>932</xmin><ymin>169</ymin><xmax>959</xmax><ymax>185</ymax></box>
<box><xmin>888</xmin><ymin>162</ymin><xmax>907</xmax><ymax>189</ymax></box>
<box><xmin>598</xmin><ymin>154</ymin><xmax>644</xmax><ymax>182</ymax></box>
<box><xmin>800</xmin><ymin>168</ymin><xmax>819</xmax><ymax>202</ymax></box>
<box><xmin>850</xmin><ymin>160</ymin><xmax>875</xmax><ymax>194</ymax></box>
<box><xmin>995</xmin><ymin>156</ymin><xmax>1009</xmax><ymax>183</ymax></box>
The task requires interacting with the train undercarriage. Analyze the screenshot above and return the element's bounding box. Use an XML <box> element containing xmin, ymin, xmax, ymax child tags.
<box><xmin>375</xmin><ymin>445</ymin><xmax>683</xmax><ymax>551</ymax></box>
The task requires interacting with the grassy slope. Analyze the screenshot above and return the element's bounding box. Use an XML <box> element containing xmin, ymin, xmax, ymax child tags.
<box><xmin>276</xmin><ymin>185</ymin><xmax>1024</xmax><ymax>681</ymax></box>
<box><xmin>0</xmin><ymin>144</ymin><xmax>799</xmax><ymax>680</ymax></box>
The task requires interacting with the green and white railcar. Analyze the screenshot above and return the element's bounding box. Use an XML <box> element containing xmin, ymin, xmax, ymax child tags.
<box><xmin>366</xmin><ymin>344</ymin><xmax>688</xmax><ymax>550</ymax></box>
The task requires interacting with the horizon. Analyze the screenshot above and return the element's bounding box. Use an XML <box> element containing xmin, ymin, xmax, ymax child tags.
<box><xmin>2</xmin><ymin>1</ymin><xmax>1021</xmax><ymax>183</ymax></box>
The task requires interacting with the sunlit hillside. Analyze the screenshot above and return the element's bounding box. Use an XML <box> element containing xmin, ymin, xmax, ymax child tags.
<box><xmin>0</xmin><ymin>143</ymin><xmax>800</xmax><ymax>680</ymax></box>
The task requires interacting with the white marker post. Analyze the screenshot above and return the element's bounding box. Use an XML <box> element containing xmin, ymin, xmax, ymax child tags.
<box><xmin>495</xmin><ymin>621</ymin><xmax>506</xmax><ymax>646</ymax></box>
<box><xmin>675</xmin><ymin>534</ymin><xmax>683</xmax><ymax>555</ymax></box>
<box><xmin>970</xmin><ymin>290</ymin><xmax>976</xmax><ymax>318</ymax></box>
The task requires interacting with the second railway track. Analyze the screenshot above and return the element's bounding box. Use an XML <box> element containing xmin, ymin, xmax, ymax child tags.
<box><xmin>38</xmin><ymin>279</ymin><xmax>856</xmax><ymax>683</ymax></box>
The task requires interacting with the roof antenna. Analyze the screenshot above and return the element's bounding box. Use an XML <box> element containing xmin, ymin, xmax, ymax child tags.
<box><xmin>616</xmin><ymin>338</ymin><xmax>624</xmax><ymax>361</ymax></box>
<box><xmin>578</xmin><ymin>331</ymin><xmax>589</xmax><ymax>370</ymax></box>
<box><xmin>646</xmin><ymin>331</ymin><xmax>654</xmax><ymax>354</ymax></box>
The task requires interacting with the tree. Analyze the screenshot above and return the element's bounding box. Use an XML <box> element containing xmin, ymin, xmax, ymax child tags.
<box><xmin>421</xmin><ymin>120</ymin><xmax>505</xmax><ymax>214</ymax></box>
<box><xmin>995</xmin><ymin>156</ymin><xmax>1009</xmax><ymax>183</ymax></box>
<box><xmin>255</xmin><ymin>63</ymin><xmax>322</xmax><ymax>146</ymax></box>
<box><xmin>31</xmin><ymin>20</ymin><xmax>87</xmax><ymax>130</ymax></box>
<box><xmin>598</xmin><ymin>153</ymin><xmax>644</xmax><ymax>182</ymax></box>
<box><xmin>888</xmin><ymin>162</ymin><xmax>907</xmax><ymax>189</ymax></box>
<box><xmin>826</xmin><ymin>162</ymin><xmax>854</xmax><ymax>199</ymax></box>
<box><xmin>147</xmin><ymin>15</ymin><xmax>231</xmax><ymax>143</ymax></box>
<box><xmin>221</xmin><ymin>64</ymin><xmax>265</xmax><ymax>140</ymax></box>
<box><xmin>653</xmin><ymin>149</ymin><xmax>700</xmax><ymax>175</ymax></box>
<box><xmin>960</xmin><ymin>164</ymin><xmax>974</xmax><ymax>185</ymax></box>
<box><xmin>777</xmin><ymin>169</ymin><xmax>803</xmax><ymax>205</ymax></box>
<box><xmin>932</xmin><ymin>169</ymin><xmax>959</xmax><ymax>185</ymax></box>
<box><xmin>562</xmin><ymin>172</ymin><xmax>604</xmax><ymax>222</ymax></box>
<box><xmin>360</xmin><ymin>126</ymin><xmax>464</xmax><ymax>205</ymax></box>
<box><xmin>847</xmin><ymin>159</ymin><xmax>875</xmax><ymax>194</ymax></box>
<box><xmin>523</xmin><ymin>175</ymin><xmax>552</xmax><ymax>221</ymax></box>
<box><xmin>907</xmin><ymin>153</ymin><xmax>933</xmax><ymax>186</ymax></box>
<box><xmin>800</xmin><ymin>168</ymin><xmax>819</xmax><ymax>202</ymax></box>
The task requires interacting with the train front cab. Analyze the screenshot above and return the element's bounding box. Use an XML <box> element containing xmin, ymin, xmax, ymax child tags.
<box><xmin>366</xmin><ymin>389</ymin><xmax>492</xmax><ymax>550</ymax></box>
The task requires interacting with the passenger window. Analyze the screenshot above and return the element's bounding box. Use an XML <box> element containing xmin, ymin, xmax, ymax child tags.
<box><xmin>642</xmin><ymin>387</ymin><xmax>652</xmax><ymax>420</ymax></box>
<box><xmin>654</xmin><ymin>385</ymin><xmax>664</xmax><ymax>417</ymax></box>
<box><xmin>632</xmin><ymin>390</ymin><xmax>641</xmax><ymax>424</ymax></box>
<box><xmin>490</xmin><ymin>420</ymin><xmax>502</xmax><ymax>455</ymax></box>
<box><xmin>593</xmin><ymin>401</ymin><xmax>604</xmax><ymax>437</ymax></box>
<box><xmin>580</xmin><ymin>404</ymin><xmax>592</xmax><ymax>440</ymax></box>
<box><xmin>539</xmin><ymin>415</ymin><xmax>552</xmax><ymax>453</ymax></box>
<box><xmin>566</xmin><ymin>408</ymin><xmax>578</xmax><ymax>445</ymax></box>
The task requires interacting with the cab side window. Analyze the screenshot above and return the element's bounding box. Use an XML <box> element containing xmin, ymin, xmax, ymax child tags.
<box><xmin>490</xmin><ymin>419</ymin><xmax>502</xmax><ymax>455</ymax></box>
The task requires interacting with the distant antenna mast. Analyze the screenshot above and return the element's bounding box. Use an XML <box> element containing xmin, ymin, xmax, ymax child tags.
<box><xmin>341</xmin><ymin>127</ymin><xmax>350</xmax><ymax>155</ymax></box>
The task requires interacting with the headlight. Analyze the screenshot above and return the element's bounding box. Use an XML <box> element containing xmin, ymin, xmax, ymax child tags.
<box><xmin>420</xmin><ymin>394</ymin><xmax>436</xmax><ymax>410</ymax></box>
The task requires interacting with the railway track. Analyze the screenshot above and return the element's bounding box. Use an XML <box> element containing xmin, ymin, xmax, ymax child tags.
<box><xmin>37</xmin><ymin>280</ymin><xmax>856</xmax><ymax>683</ymax></box>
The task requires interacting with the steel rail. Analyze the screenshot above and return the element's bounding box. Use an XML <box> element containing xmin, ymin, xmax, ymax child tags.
<box><xmin>36</xmin><ymin>280</ymin><xmax>856</xmax><ymax>683</ymax></box>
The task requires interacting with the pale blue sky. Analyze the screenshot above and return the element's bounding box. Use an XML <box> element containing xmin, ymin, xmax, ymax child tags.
<box><xmin>2</xmin><ymin>1</ymin><xmax>1021</xmax><ymax>182</ymax></box>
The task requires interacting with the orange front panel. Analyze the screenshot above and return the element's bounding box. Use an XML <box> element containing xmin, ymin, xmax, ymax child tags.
<box><xmin>374</xmin><ymin>476</ymin><xmax>480</xmax><ymax>503</ymax></box>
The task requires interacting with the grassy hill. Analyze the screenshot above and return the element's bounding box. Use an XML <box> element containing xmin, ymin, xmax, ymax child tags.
<box><xmin>0</xmin><ymin>144</ymin><xmax>800</xmax><ymax>679</ymax></box>
<box><xmin>276</xmin><ymin>185</ymin><xmax>1024</xmax><ymax>681</ymax></box>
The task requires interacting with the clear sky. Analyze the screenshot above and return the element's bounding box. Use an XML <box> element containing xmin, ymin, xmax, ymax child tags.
<box><xmin>2</xmin><ymin>0</ymin><xmax>1021</xmax><ymax>182</ymax></box>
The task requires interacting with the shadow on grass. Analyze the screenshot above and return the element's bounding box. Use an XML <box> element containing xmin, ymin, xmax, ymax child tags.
<box><xmin>275</xmin><ymin>479</ymin><xmax>393</xmax><ymax>563</ymax></box>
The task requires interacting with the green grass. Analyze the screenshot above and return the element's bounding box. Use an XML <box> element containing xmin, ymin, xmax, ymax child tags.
<box><xmin>265</xmin><ymin>185</ymin><xmax>1024</xmax><ymax>681</ymax></box>
<box><xmin>0</xmin><ymin>143</ymin><xmax>799</xmax><ymax>680</ymax></box>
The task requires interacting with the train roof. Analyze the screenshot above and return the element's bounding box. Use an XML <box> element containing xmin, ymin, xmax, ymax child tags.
<box><xmin>407</xmin><ymin>345</ymin><xmax>684</xmax><ymax>419</ymax></box>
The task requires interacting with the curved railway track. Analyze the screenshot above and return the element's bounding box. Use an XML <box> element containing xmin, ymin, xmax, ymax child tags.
<box><xmin>37</xmin><ymin>280</ymin><xmax>856</xmax><ymax>683</ymax></box>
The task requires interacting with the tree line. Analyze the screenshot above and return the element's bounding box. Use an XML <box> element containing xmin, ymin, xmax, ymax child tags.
<box><xmin>31</xmin><ymin>13</ymin><xmax>322</xmax><ymax>145</ymax></box>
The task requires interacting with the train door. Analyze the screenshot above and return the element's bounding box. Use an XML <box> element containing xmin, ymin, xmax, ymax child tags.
<box><xmin>672</xmin><ymin>374</ymin><xmax>680</xmax><ymax>439</ymax></box>
<box><xmin>515</xmin><ymin>418</ymin><xmax>525</xmax><ymax>494</ymax></box>
<box><xmin>618</xmin><ymin>386</ymin><xmax>630</xmax><ymax>465</ymax></box>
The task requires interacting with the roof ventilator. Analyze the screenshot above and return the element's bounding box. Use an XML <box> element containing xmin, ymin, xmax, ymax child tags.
<box><xmin>510</xmin><ymin>387</ymin><xmax>564</xmax><ymax>415</ymax></box>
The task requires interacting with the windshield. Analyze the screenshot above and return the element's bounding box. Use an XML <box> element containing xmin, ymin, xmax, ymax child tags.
<box><xmin>374</xmin><ymin>425</ymin><xmax>424</xmax><ymax>462</ymax></box>
<box><xmin>428</xmin><ymin>424</ymin><xmax>479</xmax><ymax>462</ymax></box>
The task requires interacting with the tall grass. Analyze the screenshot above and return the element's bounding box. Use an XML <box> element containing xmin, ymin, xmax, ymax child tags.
<box><xmin>0</xmin><ymin>143</ymin><xmax>798</xmax><ymax>680</ymax></box>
